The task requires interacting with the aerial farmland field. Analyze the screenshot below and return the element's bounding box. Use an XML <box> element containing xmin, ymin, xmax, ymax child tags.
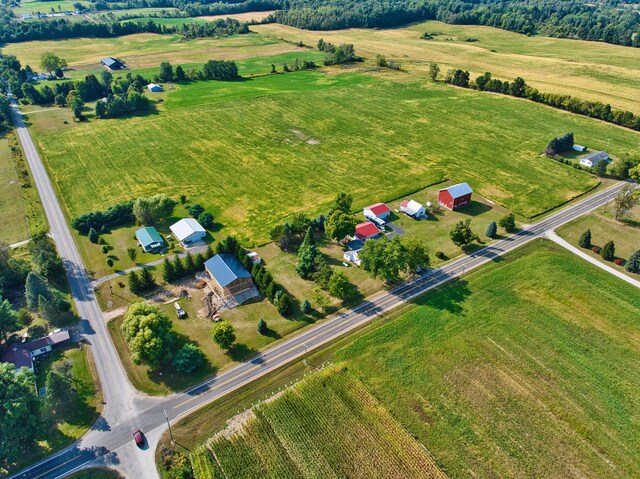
<box><xmin>27</xmin><ymin>67</ymin><xmax>640</xmax><ymax>243</ymax></box>
<box><xmin>336</xmin><ymin>241</ymin><xmax>640</xmax><ymax>478</ymax></box>
<box><xmin>191</xmin><ymin>365</ymin><xmax>446</xmax><ymax>478</ymax></box>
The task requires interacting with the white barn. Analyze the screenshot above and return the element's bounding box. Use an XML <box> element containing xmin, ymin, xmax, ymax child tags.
<box><xmin>170</xmin><ymin>218</ymin><xmax>206</xmax><ymax>246</ymax></box>
<box><xmin>147</xmin><ymin>83</ymin><xmax>164</xmax><ymax>92</ymax></box>
<box><xmin>400</xmin><ymin>199</ymin><xmax>426</xmax><ymax>218</ymax></box>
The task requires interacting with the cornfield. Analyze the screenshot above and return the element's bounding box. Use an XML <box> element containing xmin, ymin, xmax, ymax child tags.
<box><xmin>190</xmin><ymin>365</ymin><xmax>446</xmax><ymax>478</ymax></box>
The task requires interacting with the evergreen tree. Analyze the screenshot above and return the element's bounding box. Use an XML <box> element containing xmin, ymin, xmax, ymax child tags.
<box><xmin>173</xmin><ymin>256</ymin><xmax>186</xmax><ymax>279</ymax></box>
<box><xmin>38</xmin><ymin>294</ymin><xmax>59</xmax><ymax>324</ymax></box>
<box><xmin>578</xmin><ymin>229</ymin><xmax>592</xmax><ymax>248</ymax></box>
<box><xmin>184</xmin><ymin>253</ymin><xmax>196</xmax><ymax>274</ymax></box>
<box><xmin>45</xmin><ymin>369</ymin><xmax>73</xmax><ymax>412</ymax></box>
<box><xmin>600</xmin><ymin>240</ymin><xmax>615</xmax><ymax>261</ymax></box>
<box><xmin>257</xmin><ymin>318</ymin><xmax>267</xmax><ymax>335</ymax></box>
<box><xmin>25</xmin><ymin>272</ymin><xmax>51</xmax><ymax>310</ymax></box>
<box><xmin>195</xmin><ymin>253</ymin><xmax>206</xmax><ymax>271</ymax></box>
<box><xmin>485</xmin><ymin>221</ymin><xmax>497</xmax><ymax>239</ymax></box>
<box><xmin>172</xmin><ymin>343</ymin><xmax>204</xmax><ymax>373</ymax></box>
<box><xmin>276</xmin><ymin>292</ymin><xmax>292</xmax><ymax>316</ymax></box>
<box><xmin>162</xmin><ymin>258</ymin><xmax>175</xmax><ymax>283</ymax></box>
<box><xmin>175</xmin><ymin>65</ymin><xmax>186</xmax><ymax>82</ymax></box>
<box><xmin>139</xmin><ymin>267</ymin><xmax>156</xmax><ymax>291</ymax></box>
<box><xmin>128</xmin><ymin>270</ymin><xmax>143</xmax><ymax>294</ymax></box>
<box><xmin>296</xmin><ymin>227</ymin><xmax>319</xmax><ymax>278</ymax></box>
<box><xmin>127</xmin><ymin>247</ymin><xmax>137</xmax><ymax>262</ymax></box>
<box><xmin>301</xmin><ymin>299</ymin><xmax>312</xmax><ymax>314</ymax></box>
<box><xmin>88</xmin><ymin>227</ymin><xmax>99</xmax><ymax>243</ymax></box>
<box><xmin>625</xmin><ymin>250</ymin><xmax>640</xmax><ymax>274</ymax></box>
<box><xmin>205</xmin><ymin>245</ymin><xmax>214</xmax><ymax>259</ymax></box>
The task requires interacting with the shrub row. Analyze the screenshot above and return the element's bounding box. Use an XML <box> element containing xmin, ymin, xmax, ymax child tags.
<box><xmin>71</xmin><ymin>200</ymin><xmax>134</xmax><ymax>234</ymax></box>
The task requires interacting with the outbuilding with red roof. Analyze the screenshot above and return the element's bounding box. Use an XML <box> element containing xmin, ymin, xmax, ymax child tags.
<box><xmin>355</xmin><ymin>222</ymin><xmax>381</xmax><ymax>241</ymax></box>
<box><xmin>363</xmin><ymin>203</ymin><xmax>391</xmax><ymax>220</ymax></box>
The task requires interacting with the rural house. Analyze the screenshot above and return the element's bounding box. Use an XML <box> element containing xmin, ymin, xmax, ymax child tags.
<box><xmin>204</xmin><ymin>254</ymin><xmax>254</xmax><ymax>297</ymax></box>
<box><xmin>355</xmin><ymin>222</ymin><xmax>381</xmax><ymax>241</ymax></box>
<box><xmin>438</xmin><ymin>182</ymin><xmax>473</xmax><ymax>210</ymax></box>
<box><xmin>1</xmin><ymin>329</ymin><xmax>70</xmax><ymax>371</ymax></box>
<box><xmin>579</xmin><ymin>151</ymin><xmax>610</xmax><ymax>168</ymax></box>
<box><xmin>136</xmin><ymin>226</ymin><xmax>165</xmax><ymax>253</ymax></box>
<box><xmin>364</xmin><ymin>203</ymin><xmax>391</xmax><ymax>221</ymax></box>
<box><xmin>170</xmin><ymin>218</ymin><xmax>206</xmax><ymax>246</ymax></box>
<box><xmin>101</xmin><ymin>57</ymin><xmax>125</xmax><ymax>70</ymax></box>
<box><xmin>400</xmin><ymin>199</ymin><xmax>426</xmax><ymax>218</ymax></box>
<box><xmin>147</xmin><ymin>83</ymin><xmax>164</xmax><ymax>93</ymax></box>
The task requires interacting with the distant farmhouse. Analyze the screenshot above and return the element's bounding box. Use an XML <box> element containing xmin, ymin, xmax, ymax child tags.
<box><xmin>101</xmin><ymin>57</ymin><xmax>125</xmax><ymax>71</ymax></box>
<box><xmin>363</xmin><ymin>202</ymin><xmax>391</xmax><ymax>228</ymax></box>
<box><xmin>438</xmin><ymin>182</ymin><xmax>473</xmax><ymax>211</ymax></box>
<box><xmin>147</xmin><ymin>83</ymin><xmax>164</xmax><ymax>93</ymax></box>
<box><xmin>136</xmin><ymin>226</ymin><xmax>165</xmax><ymax>253</ymax></box>
<box><xmin>400</xmin><ymin>199</ymin><xmax>426</xmax><ymax>219</ymax></box>
<box><xmin>1</xmin><ymin>329</ymin><xmax>70</xmax><ymax>371</ymax></box>
<box><xmin>170</xmin><ymin>218</ymin><xmax>206</xmax><ymax>246</ymax></box>
<box><xmin>205</xmin><ymin>254</ymin><xmax>254</xmax><ymax>298</ymax></box>
<box><xmin>579</xmin><ymin>151</ymin><xmax>609</xmax><ymax>168</ymax></box>
<box><xmin>355</xmin><ymin>222</ymin><xmax>381</xmax><ymax>241</ymax></box>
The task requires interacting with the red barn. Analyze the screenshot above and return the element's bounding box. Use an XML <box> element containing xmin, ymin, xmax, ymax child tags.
<box><xmin>355</xmin><ymin>222</ymin><xmax>381</xmax><ymax>241</ymax></box>
<box><xmin>438</xmin><ymin>182</ymin><xmax>473</xmax><ymax>210</ymax></box>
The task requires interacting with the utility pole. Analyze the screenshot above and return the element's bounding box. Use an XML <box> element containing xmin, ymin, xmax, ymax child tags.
<box><xmin>164</xmin><ymin>409</ymin><xmax>174</xmax><ymax>443</ymax></box>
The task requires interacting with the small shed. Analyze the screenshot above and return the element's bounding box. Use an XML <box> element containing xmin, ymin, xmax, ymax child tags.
<box><xmin>573</xmin><ymin>144</ymin><xmax>587</xmax><ymax>153</ymax></box>
<box><xmin>355</xmin><ymin>222</ymin><xmax>381</xmax><ymax>241</ymax></box>
<box><xmin>147</xmin><ymin>83</ymin><xmax>164</xmax><ymax>93</ymax></box>
<box><xmin>363</xmin><ymin>203</ymin><xmax>391</xmax><ymax>221</ymax></box>
<box><xmin>579</xmin><ymin>151</ymin><xmax>609</xmax><ymax>168</ymax></box>
<box><xmin>101</xmin><ymin>57</ymin><xmax>125</xmax><ymax>70</ymax></box>
<box><xmin>438</xmin><ymin>182</ymin><xmax>473</xmax><ymax>210</ymax></box>
<box><xmin>170</xmin><ymin>218</ymin><xmax>206</xmax><ymax>246</ymax></box>
<box><xmin>136</xmin><ymin>227</ymin><xmax>165</xmax><ymax>253</ymax></box>
<box><xmin>204</xmin><ymin>254</ymin><xmax>254</xmax><ymax>296</ymax></box>
<box><xmin>400</xmin><ymin>199</ymin><xmax>426</xmax><ymax>218</ymax></box>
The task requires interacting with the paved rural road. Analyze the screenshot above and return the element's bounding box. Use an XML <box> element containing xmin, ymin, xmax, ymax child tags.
<box><xmin>7</xmin><ymin>91</ymin><xmax>630</xmax><ymax>478</ymax></box>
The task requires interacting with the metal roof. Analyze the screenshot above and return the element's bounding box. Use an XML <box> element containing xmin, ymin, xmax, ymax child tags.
<box><xmin>355</xmin><ymin>222</ymin><xmax>381</xmax><ymax>240</ymax></box>
<box><xmin>582</xmin><ymin>151</ymin><xmax>609</xmax><ymax>163</ymax></box>
<box><xmin>365</xmin><ymin>203</ymin><xmax>390</xmax><ymax>217</ymax></box>
<box><xmin>170</xmin><ymin>218</ymin><xmax>205</xmax><ymax>242</ymax></box>
<box><xmin>102</xmin><ymin>57</ymin><xmax>119</xmax><ymax>67</ymax></box>
<box><xmin>136</xmin><ymin>227</ymin><xmax>163</xmax><ymax>248</ymax></box>
<box><xmin>204</xmin><ymin>254</ymin><xmax>251</xmax><ymax>288</ymax></box>
<box><xmin>442</xmin><ymin>182</ymin><xmax>473</xmax><ymax>199</ymax></box>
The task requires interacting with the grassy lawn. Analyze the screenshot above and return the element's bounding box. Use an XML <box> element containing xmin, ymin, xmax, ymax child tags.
<box><xmin>556</xmin><ymin>204</ymin><xmax>640</xmax><ymax>276</ymax></box>
<box><xmin>335</xmin><ymin>241</ymin><xmax>640</xmax><ymax>478</ymax></box>
<box><xmin>8</xmin><ymin>345</ymin><xmax>102</xmax><ymax>475</ymax></box>
<box><xmin>0</xmin><ymin>133</ymin><xmax>30</xmax><ymax>244</ymax></box>
<box><xmin>120</xmin><ymin>16</ymin><xmax>207</xmax><ymax>27</ymax></box>
<box><xmin>69</xmin><ymin>469</ymin><xmax>122</xmax><ymax>479</ymax></box>
<box><xmin>27</xmin><ymin>70</ymin><xmax>640</xmax><ymax>245</ymax></box>
<box><xmin>13</xmin><ymin>0</ymin><xmax>89</xmax><ymax>14</ymax></box>
<box><xmin>254</xmin><ymin>20</ymin><xmax>640</xmax><ymax>113</ymax></box>
<box><xmin>191</xmin><ymin>365</ymin><xmax>445</xmax><ymax>478</ymax></box>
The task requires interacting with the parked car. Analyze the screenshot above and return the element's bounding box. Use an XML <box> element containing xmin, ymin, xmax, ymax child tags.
<box><xmin>133</xmin><ymin>428</ymin><xmax>144</xmax><ymax>447</ymax></box>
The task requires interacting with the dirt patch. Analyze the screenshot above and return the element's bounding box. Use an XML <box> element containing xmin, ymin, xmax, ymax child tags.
<box><xmin>289</xmin><ymin>128</ymin><xmax>320</xmax><ymax>145</ymax></box>
<box><xmin>199</xmin><ymin>10</ymin><xmax>275</xmax><ymax>22</ymax></box>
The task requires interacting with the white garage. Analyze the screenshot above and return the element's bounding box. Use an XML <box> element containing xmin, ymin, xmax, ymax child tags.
<box><xmin>170</xmin><ymin>218</ymin><xmax>206</xmax><ymax>246</ymax></box>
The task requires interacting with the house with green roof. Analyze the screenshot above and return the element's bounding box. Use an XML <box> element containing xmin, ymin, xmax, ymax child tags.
<box><xmin>136</xmin><ymin>226</ymin><xmax>165</xmax><ymax>253</ymax></box>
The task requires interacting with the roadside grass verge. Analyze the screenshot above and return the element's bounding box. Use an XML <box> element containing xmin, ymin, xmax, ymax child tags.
<box><xmin>0</xmin><ymin>133</ymin><xmax>29</xmax><ymax>243</ymax></box>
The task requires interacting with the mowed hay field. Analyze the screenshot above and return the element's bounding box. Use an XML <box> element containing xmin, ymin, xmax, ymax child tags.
<box><xmin>254</xmin><ymin>21</ymin><xmax>640</xmax><ymax>113</ymax></box>
<box><xmin>0</xmin><ymin>134</ymin><xmax>29</xmax><ymax>244</ymax></box>
<box><xmin>31</xmin><ymin>70</ymin><xmax>640</xmax><ymax>243</ymax></box>
<box><xmin>191</xmin><ymin>365</ymin><xmax>446</xmax><ymax>479</ymax></box>
<box><xmin>336</xmin><ymin>241</ymin><xmax>640</xmax><ymax>478</ymax></box>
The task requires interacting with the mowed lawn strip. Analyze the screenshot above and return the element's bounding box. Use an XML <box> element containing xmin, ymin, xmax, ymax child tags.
<box><xmin>0</xmin><ymin>134</ymin><xmax>29</xmax><ymax>244</ymax></box>
<box><xmin>336</xmin><ymin>241</ymin><xmax>640</xmax><ymax>478</ymax></box>
<box><xmin>197</xmin><ymin>366</ymin><xmax>445</xmax><ymax>478</ymax></box>
<box><xmin>31</xmin><ymin>73</ymin><xmax>640</xmax><ymax>244</ymax></box>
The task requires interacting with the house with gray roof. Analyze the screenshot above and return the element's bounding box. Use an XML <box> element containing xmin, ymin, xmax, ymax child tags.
<box><xmin>579</xmin><ymin>151</ymin><xmax>609</xmax><ymax>168</ymax></box>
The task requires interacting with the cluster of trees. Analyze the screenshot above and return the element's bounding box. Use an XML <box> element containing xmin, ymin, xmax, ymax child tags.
<box><xmin>612</xmin><ymin>184</ymin><xmax>640</xmax><ymax>221</ymax></box>
<box><xmin>155</xmin><ymin>59</ymin><xmax>239</xmax><ymax>83</ymax></box>
<box><xmin>128</xmin><ymin>267</ymin><xmax>157</xmax><ymax>294</ymax></box>
<box><xmin>360</xmin><ymin>236</ymin><xmax>430</xmax><ymax>283</ymax></box>
<box><xmin>546</xmin><ymin>132</ymin><xmax>574</xmax><ymax>156</ymax></box>
<box><xmin>0</xmin><ymin>93</ymin><xmax>10</xmax><ymax>131</ymax></box>
<box><xmin>264</xmin><ymin>0</ymin><xmax>640</xmax><ymax>48</ymax></box>
<box><xmin>121</xmin><ymin>302</ymin><xmax>204</xmax><ymax>372</ymax></box>
<box><xmin>317</xmin><ymin>39</ymin><xmax>360</xmax><ymax>65</ymax></box>
<box><xmin>163</xmin><ymin>247</ymin><xmax>213</xmax><ymax>284</ymax></box>
<box><xmin>187</xmin><ymin>202</ymin><xmax>214</xmax><ymax>229</ymax></box>
<box><xmin>133</xmin><ymin>194</ymin><xmax>176</xmax><ymax>225</ymax></box>
<box><xmin>443</xmin><ymin>68</ymin><xmax>640</xmax><ymax>132</ymax></box>
<box><xmin>95</xmin><ymin>88</ymin><xmax>152</xmax><ymax>119</ymax></box>
<box><xmin>271</xmin><ymin>57</ymin><xmax>318</xmax><ymax>73</ymax></box>
<box><xmin>252</xmin><ymin>263</ymin><xmax>292</xmax><ymax>315</ymax></box>
<box><xmin>71</xmin><ymin>200</ymin><xmax>135</xmax><ymax>234</ymax></box>
<box><xmin>271</xmin><ymin>212</ymin><xmax>325</xmax><ymax>252</ymax></box>
<box><xmin>0</xmin><ymin>11</ymin><xmax>249</xmax><ymax>43</ymax></box>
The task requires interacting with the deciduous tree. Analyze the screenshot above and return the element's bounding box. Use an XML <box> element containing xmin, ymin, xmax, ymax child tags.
<box><xmin>449</xmin><ymin>219</ymin><xmax>479</xmax><ymax>248</ymax></box>
<box><xmin>122</xmin><ymin>303</ymin><xmax>174</xmax><ymax>367</ymax></box>
<box><xmin>498</xmin><ymin>213</ymin><xmax>516</xmax><ymax>233</ymax></box>
<box><xmin>429</xmin><ymin>62</ymin><xmax>440</xmax><ymax>81</ymax></box>
<box><xmin>211</xmin><ymin>320</ymin><xmax>235</xmax><ymax>350</ymax></box>
<box><xmin>172</xmin><ymin>343</ymin><xmax>204</xmax><ymax>373</ymax></box>
<box><xmin>0</xmin><ymin>297</ymin><xmax>19</xmax><ymax>341</ymax></box>
<box><xmin>324</xmin><ymin>211</ymin><xmax>357</xmax><ymax>241</ymax></box>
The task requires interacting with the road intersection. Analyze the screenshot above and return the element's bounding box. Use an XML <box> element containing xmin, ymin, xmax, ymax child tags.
<box><xmin>7</xmin><ymin>92</ymin><xmax>629</xmax><ymax>479</ymax></box>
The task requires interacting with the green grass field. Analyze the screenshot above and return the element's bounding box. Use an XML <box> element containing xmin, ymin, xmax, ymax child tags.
<box><xmin>334</xmin><ymin>241</ymin><xmax>640</xmax><ymax>478</ymax></box>
<box><xmin>28</xmin><ymin>70</ymin><xmax>640</xmax><ymax>244</ymax></box>
<box><xmin>68</xmin><ymin>469</ymin><xmax>121</xmax><ymax>479</ymax></box>
<box><xmin>556</xmin><ymin>204</ymin><xmax>640</xmax><ymax>276</ymax></box>
<box><xmin>192</xmin><ymin>365</ymin><xmax>445</xmax><ymax>479</ymax></box>
<box><xmin>13</xmin><ymin>0</ymin><xmax>89</xmax><ymax>14</ymax></box>
<box><xmin>120</xmin><ymin>16</ymin><xmax>206</xmax><ymax>27</ymax></box>
<box><xmin>0</xmin><ymin>134</ymin><xmax>30</xmax><ymax>244</ymax></box>
<box><xmin>255</xmin><ymin>20</ymin><xmax>640</xmax><ymax>113</ymax></box>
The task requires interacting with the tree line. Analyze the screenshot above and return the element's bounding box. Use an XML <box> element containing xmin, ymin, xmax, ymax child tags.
<box><xmin>443</xmin><ymin>68</ymin><xmax>640</xmax><ymax>132</ymax></box>
<box><xmin>0</xmin><ymin>7</ymin><xmax>249</xmax><ymax>43</ymax></box>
